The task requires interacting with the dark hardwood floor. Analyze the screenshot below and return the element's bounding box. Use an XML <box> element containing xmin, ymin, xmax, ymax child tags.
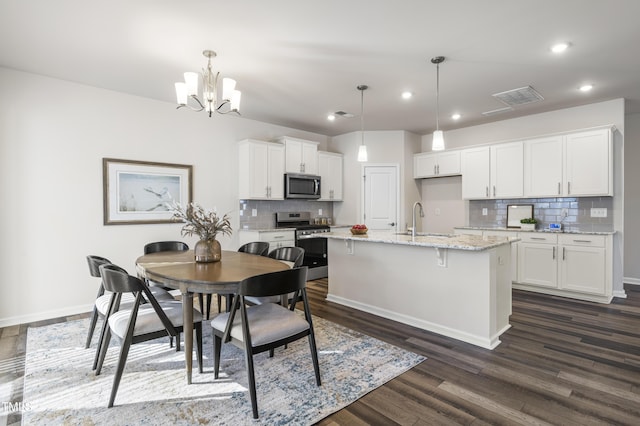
<box><xmin>2</xmin><ymin>282</ymin><xmax>640</xmax><ymax>425</ymax></box>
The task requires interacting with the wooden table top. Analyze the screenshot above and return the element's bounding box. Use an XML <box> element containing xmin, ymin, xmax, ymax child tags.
<box><xmin>136</xmin><ymin>250</ymin><xmax>289</xmax><ymax>294</ymax></box>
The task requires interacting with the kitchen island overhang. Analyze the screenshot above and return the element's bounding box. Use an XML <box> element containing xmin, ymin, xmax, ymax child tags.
<box><xmin>320</xmin><ymin>231</ymin><xmax>518</xmax><ymax>349</ymax></box>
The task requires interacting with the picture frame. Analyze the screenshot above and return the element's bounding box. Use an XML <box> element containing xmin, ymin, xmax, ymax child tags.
<box><xmin>103</xmin><ymin>158</ymin><xmax>193</xmax><ymax>225</ymax></box>
<box><xmin>506</xmin><ymin>204</ymin><xmax>534</xmax><ymax>228</ymax></box>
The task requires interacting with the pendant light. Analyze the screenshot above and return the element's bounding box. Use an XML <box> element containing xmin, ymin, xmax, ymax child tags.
<box><xmin>431</xmin><ymin>56</ymin><xmax>445</xmax><ymax>151</ymax></box>
<box><xmin>357</xmin><ymin>85</ymin><xmax>368</xmax><ymax>162</ymax></box>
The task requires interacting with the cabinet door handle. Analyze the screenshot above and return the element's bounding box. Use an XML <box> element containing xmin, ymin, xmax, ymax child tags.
<box><xmin>558</xmin><ymin>182</ymin><xmax>561</xmax><ymax>195</ymax></box>
<box><xmin>562</xmin><ymin>247</ymin><xmax>566</xmax><ymax>260</ymax></box>
<box><xmin>437</xmin><ymin>164</ymin><xmax>440</xmax><ymax>174</ymax></box>
<box><xmin>485</xmin><ymin>186</ymin><xmax>489</xmax><ymax>197</ymax></box>
<box><xmin>434</xmin><ymin>165</ymin><xmax>437</xmax><ymax>175</ymax></box>
<box><xmin>553</xmin><ymin>246</ymin><xmax>556</xmax><ymax>259</ymax></box>
<box><xmin>493</xmin><ymin>186</ymin><xmax>496</xmax><ymax>197</ymax></box>
<box><xmin>567</xmin><ymin>182</ymin><xmax>571</xmax><ymax>195</ymax></box>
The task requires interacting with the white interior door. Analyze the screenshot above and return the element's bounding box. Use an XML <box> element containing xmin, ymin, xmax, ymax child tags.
<box><xmin>363</xmin><ymin>165</ymin><xmax>398</xmax><ymax>230</ymax></box>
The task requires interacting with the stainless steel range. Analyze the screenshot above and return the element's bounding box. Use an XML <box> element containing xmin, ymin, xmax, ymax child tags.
<box><xmin>275</xmin><ymin>211</ymin><xmax>330</xmax><ymax>280</ymax></box>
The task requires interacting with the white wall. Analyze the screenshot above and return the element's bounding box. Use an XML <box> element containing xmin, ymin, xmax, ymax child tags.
<box><xmin>0</xmin><ymin>67</ymin><xmax>328</xmax><ymax>326</ymax></box>
<box><xmin>624</xmin><ymin>112</ymin><xmax>640</xmax><ymax>284</ymax></box>
<box><xmin>328</xmin><ymin>130</ymin><xmax>421</xmax><ymax>230</ymax></box>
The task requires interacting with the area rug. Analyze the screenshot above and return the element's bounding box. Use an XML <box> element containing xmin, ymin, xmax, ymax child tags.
<box><xmin>21</xmin><ymin>314</ymin><xmax>424</xmax><ymax>425</ymax></box>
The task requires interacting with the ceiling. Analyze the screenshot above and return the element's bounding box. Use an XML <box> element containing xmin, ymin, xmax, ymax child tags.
<box><xmin>2</xmin><ymin>0</ymin><xmax>639</xmax><ymax>137</ymax></box>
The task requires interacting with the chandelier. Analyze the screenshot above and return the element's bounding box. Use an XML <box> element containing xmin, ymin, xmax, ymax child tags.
<box><xmin>357</xmin><ymin>85</ymin><xmax>368</xmax><ymax>162</ymax></box>
<box><xmin>175</xmin><ymin>50</ymin><xmax>241</xmax><ymax>117</ymax></box>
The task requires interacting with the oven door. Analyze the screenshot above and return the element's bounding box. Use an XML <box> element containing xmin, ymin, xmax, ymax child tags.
<box><xmin>296</xmin><ymin>234</ymin><xmax>327</xmax><ymax>269</ymax></box>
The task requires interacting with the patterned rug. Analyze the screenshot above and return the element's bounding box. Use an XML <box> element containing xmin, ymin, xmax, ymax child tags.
<box><xmin>22</xmin><ymin>314</ymin><xmax>424</xmax><ymax>425</ymax></box>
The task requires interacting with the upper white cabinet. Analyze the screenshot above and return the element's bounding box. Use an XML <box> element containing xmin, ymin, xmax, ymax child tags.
<box><xmin>318</xmin><ymin>151</ymin><xmax>343</xmax><ymax>201</ymax></box>
<box><xmin>461</xmin><ymin>146</ymin><xmax>490</xmax><ymax>199</ymax></box>
<box><xmin>461</xmin><ymin>142</ymin><xmax>523</xmax><ymax>199</ymax></box>
<box><xmin>278</xmin><ymin>136</ymin><xmax>319</xmax><ymax>175</ymax></box>
<box><xmin>524</xmin><ymin>128</ymin><xmax>612</xmax><ymax>197</ymax></box>
<box><xmin>414</xmin><ymin>151</ymin><xmax>461</xmax><ymax>178</ymax></box>
<box><xmin>564</xmin><ymin>129</ymin><xmax>612</xmax><ymax>196</ymax></box>
<box><xmin>491</xmin><ymin>142</ymin><xmax>523</xmax><ymax>198</ymax></box>
<box><xmin>238</xmin><ymin>139</ymin><xmax>285</xmax><ymax>200</ymax></box>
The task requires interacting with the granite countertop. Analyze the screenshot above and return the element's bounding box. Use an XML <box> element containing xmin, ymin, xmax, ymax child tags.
<box><xmin>455</xmin><ymin>226</ymin><xmax>615</xmax><ymax>235</ymax></box>
<box><xmin>318</xmin><ymin>230</ymin><xmax>517</xmax><ymax>251</ymax></box>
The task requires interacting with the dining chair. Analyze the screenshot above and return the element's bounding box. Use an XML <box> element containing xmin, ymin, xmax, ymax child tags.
<box><xmin>244</xmin><ymin>246</ymin><xmax>305</xmax><ymax>305</ymax></box>
<box><xmin>210</xmin><ymin>266</ymin><xmax>321</xmax><ymax>419</ymax></box>
<box><xmin>143</xmin><ymin>241</ymin><xmax>217</xmax><ymax>319</ymax></box>
<box><xmin>86</xmin><ymin>256</ymin><xmax>174</xmax><ymax>369</ymax></box>
<box><xmin>211</xmin><ymin>241</ymin><xmax>272</xmax><ymax>312</ymax></box>
<box><xmin>95</xmin><ymin>263</ymin><xmax>204</xmax><ymax>408</ymax></box>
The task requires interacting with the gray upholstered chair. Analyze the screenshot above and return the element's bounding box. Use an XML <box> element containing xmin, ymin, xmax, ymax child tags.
<box><xmin>210</xmin><ymin>266</ymin><xmax>320</xmax><ymax>419</ymax></box>
<box><xmin>95</xmin><ymin>264</ymin><xmax>204</xmax><ymax>408</ymax></box>
<box><xmin>244</xmin><ymin>246</ymin><xmax>305</xmax><ymax>305</ymax></box>
<box><xmin>86</xmin><ymin>255</ymin><xmax>173</xmax><ymax>370</ymax></box>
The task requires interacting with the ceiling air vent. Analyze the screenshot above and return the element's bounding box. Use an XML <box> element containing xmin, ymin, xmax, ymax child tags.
<box><xmin>334</xmin><ymin>111</ymin><xmax>354</xmax><ymax>118</ymax></box>
<box><xmin>492</xmin><ymin>86</ymin><xmax>544</xmax><ymax>107</ymax></box>
<box><xmin>482</xmin><ymin>107</ymin><xmax>513</xmax><ymax>116</ymax></box>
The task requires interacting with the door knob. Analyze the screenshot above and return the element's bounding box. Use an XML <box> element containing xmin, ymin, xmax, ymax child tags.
<box><xmin>388</xmin><ymin>222</ymin><xmax>396</xmax><ymax>226</ymax></box>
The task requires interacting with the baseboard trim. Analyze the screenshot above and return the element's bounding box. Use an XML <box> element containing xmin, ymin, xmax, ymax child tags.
<box><xmin>623</xmin><ymin>276</ymin><xmax>640</xmax><ymax>286</ymax></box>
<box><xmin>0</xmin><ymin>304</ymin><xmax>92</xmax><ymax>328</ymax></box>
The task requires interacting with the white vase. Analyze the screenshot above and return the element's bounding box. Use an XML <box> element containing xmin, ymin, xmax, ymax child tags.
<box><xmin>520</xmin><ymin>223</ymin><xmax>536</xmax><ymax>231</ymax></box>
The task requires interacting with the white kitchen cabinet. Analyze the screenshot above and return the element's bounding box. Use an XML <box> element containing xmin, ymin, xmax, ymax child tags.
<box><xmin>524</xmin><ymin>128</ymin><xmax>612</xmax><ymax>197</ymax></box>
<box><xmin>461</xmin><ymin>146</ymin><xmax>490</xmax><ymax>199</ymax></box>
<box><xmin>564</xmin><ymin>128</ymin><xmax>612</xmax><ymax>196</ymax></box>
<box><xmin>516</xmin><ymin>232</ymin><xmax>612</xmax><ymax>302</ymax></box>
<box><xmin>558</xmin><ymin>234</ymin><xmax>607</xmax><ymax>295</ymax></box>
<box><xmin>278</xmin><ymin>136</ymin><xmax>319</xmax><ymax>175</ymax></box>
<box><xmin>524</xmin><ymin>135</ymin><xmax>564</xmax><ymax>197</ymax></box>
<box><xmin>518</xmin><ymin>233</ymin><xmax>558</xmax><ymax>289</ymax></box>
<box><xmin>318</xmin><ymin>151</ymin><xmax>343</xmax><ymax>201</ymax></box>
<box><xmin>239</xmin><ymin>229</ymin><xmax>295</xmax><ymax>252</ymax></box>
<box><xmin>490</xmin><ymin>142</ymin><xmax>523</xmax><ymax>198</ymax></box>
<box><xmin>413</xmin><ymin>150</ymin><xmax>461</xmax><ymax>178</ymax></box>
<box><xmin>238</xmin><ymin>139</ymin><xmax>285</xmax><ymax>200</ymax></box>
<box><xmin>461</xmin><ymin>142</ymin><xmax>522</xmax><ymax>199</ymax></box>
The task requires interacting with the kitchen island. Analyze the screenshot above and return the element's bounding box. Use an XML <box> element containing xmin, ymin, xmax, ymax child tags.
<box><xmin>320</xmin><ymin>231</ymin><xmax>517</xmax><ymax>349</ymax></box>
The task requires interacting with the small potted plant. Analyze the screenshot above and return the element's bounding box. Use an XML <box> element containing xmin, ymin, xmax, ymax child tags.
<box><xmin>520</xmin><ymin>217</ymin><xmax>537</xmax><ymax>231</ymax></box>
<box><xmin>168</xmin><ymin>201</ymin><xmax>232</xmax><ymax>263</ymax></box>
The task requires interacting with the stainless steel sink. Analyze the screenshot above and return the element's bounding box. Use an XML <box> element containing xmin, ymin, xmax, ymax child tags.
<box><xmin>394</xmin><ymin>232</ymin><xmax>455</xmax><ymax>238</ymax></box>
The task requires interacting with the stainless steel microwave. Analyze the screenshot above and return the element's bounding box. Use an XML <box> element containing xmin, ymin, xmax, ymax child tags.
<box><xmin>284</xmin><ymin>173</ymin><xmax>321</xmax><ymax>199</ymax></box>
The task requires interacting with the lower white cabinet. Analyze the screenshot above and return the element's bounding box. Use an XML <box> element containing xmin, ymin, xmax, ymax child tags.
<box><xmin>238</xmin><ymin>229</ymin><xmax>295</xmax><ymax>253</ymax></box>
<box><xmin>455</xmin><ymin>228</ymin><xmax>613</xmax><ymax>303</ymax></box>
<box><xmin>517</xmin><ymin>233</ymin><xmax>611</xmax><ymax>302</ymax></box>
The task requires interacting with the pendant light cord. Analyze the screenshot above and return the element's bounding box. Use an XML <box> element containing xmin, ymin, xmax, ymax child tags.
<box><xmin>435</xmin><ymin>61</ymin><xmax>440</xmax><ymax>131</ymax></box>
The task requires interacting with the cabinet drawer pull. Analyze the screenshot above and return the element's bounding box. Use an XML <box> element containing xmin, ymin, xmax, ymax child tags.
<box><xmin>572</xmin><ymin>239</ymin><xmax>592</xmax><ymax>243</ymax></box>
<box><xmin>531</xmin><ymin>237</ymin><xmax>547</xmax><ymax>241</ymax></box>
<box><xmin>273</xmin><ymin>236</ymin><xmax>284</xmax><ymax>239</ymax></box>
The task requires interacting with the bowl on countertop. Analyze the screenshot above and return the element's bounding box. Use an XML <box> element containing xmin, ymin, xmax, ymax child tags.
<box><xmin>350</xmin><ymin>228</ymin><xmax>368</xmax><ymax>235</ymax></box>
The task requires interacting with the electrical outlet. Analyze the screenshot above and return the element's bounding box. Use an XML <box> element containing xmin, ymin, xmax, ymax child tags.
<box><xmin>318</xmin><ymin>208</ymin><xmax>323</xmax><ymax>215</ymax></box>
<box><xmin>252</xmin><ymin>208</ymin><xmax>258</xmax><ymax>217</ymax></box>
<box><xmin>590</xmin><ymin>208</ymin><xmax>607</xmax><ymax>218</ymax></box>
<box><xmin>482</xmin><ymin>208</ymin><xmax>488</xmax><ymax>216</ymax></box>
<box><xmin>561</xmin><ymin>208</ymin><xmax>568</xmax><ymax>218</ymax></box>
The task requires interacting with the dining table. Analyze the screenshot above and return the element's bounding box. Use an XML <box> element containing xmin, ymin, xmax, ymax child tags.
<box><xmin>135</xmin><ymin>249</ymin><xmax>289</xmax><ymax>384</ymax></box>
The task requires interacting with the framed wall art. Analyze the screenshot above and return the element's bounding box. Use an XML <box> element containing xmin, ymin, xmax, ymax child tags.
<box><xmin>103</xmin><ymin>158</ymin><xmax>193</xmax><ymax>225</ymax></box>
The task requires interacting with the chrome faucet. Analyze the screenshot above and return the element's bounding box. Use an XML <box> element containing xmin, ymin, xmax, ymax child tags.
<box><xmin>412</xmin><ymin>201</ymin><xmax>424</xmax><ymax>238</ymax></box>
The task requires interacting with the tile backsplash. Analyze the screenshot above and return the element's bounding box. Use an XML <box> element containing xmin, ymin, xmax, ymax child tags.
<box><xmin>239</xmin><ymin>199</ymin><xmax>334</xmax><ymax>229</ymax></box>
<box><xmin>469</xmin><ymin>196</ymin><xmax>613</xmax><ymax>232</ymax></box>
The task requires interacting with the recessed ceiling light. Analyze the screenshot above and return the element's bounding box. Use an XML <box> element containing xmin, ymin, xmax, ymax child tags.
<box><xmin>451</xmin><ymin>113</ymin><xmax>461</xmax><ymax>120</ymax></box>
<box><xmin>551</xmin><ymin>42</ymin><xmax>570</xmax><ymax>53</ymax></box>
<box><xmin>579</xmin><ymin>84</ymin><xmax>593</xmax><ymax>92</ymax></box>
<box><xmin>401</xmin><ymin>91</ymin><xmax>413</xmax><ymax>99</ymax></box>
<box><xmin>327</xmin><ymin>114</ymin><xmax>336</xmax><ymax>121</ymax></box>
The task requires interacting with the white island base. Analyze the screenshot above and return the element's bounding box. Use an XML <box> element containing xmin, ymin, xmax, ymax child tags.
<box><xmin>325</xmin><ymin>236</ymin><xmax>512</xmax><ymax>349</ymax></box>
